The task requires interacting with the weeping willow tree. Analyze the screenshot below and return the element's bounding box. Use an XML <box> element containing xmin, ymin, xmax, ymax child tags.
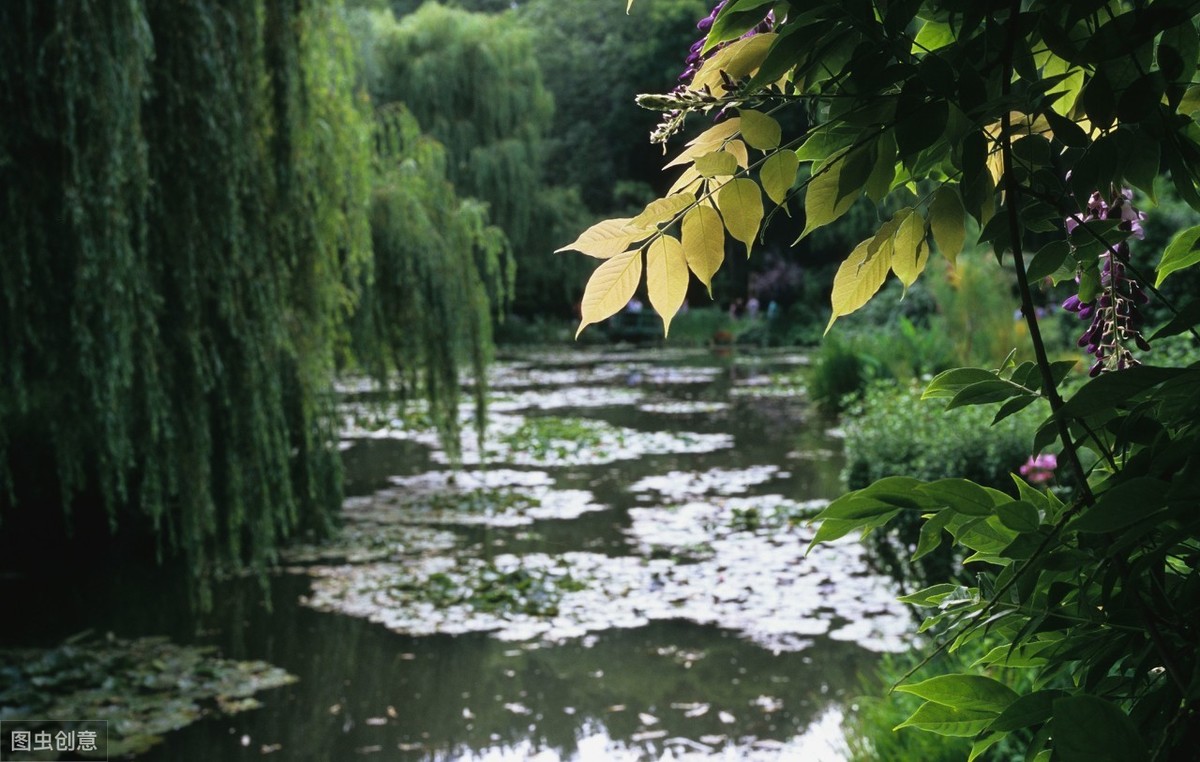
<box><xmin>352</xmin><ymin>105</ymin><xmax>506</xmax><ymax>453</ymax></box>
<box><xmin>0</xmin><ymin>0</ymin><xmax>499</xmax><ymax>601</ymax></box>
<box><xmin>355</xmin><ymin>3</ymin><xmax>593</xmax><ymax>316</ymax></box>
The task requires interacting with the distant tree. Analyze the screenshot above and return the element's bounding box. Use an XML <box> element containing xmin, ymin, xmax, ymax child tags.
<box><xmin>355</xmin><ymin>3</ymin><xmax>592</xmax><ymax>315</ymax></box>
<box><xmin>0</xmin><ymin>0</ymin><xmax>499</xmax><ymax>601</ymax></box>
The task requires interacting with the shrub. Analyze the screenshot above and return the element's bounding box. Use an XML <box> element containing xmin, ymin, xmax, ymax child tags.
<box><xmin>842</xmin><ymin>381</ymin><xmax>1043</xmax><ymax>587</ymax></box>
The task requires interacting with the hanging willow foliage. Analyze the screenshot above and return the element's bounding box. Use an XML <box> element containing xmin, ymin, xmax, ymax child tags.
<box><xmin>0</xmin><ymin>0</ymin><xmax>499</xmax><ymax>602</ymax></box>
<box><xmin>351</xmin><ymin>104</ymin><xmax>506</xmax><ymax>457</ymax></box>
<box><xmin>365</xmin><ymin>3</ymin><xmax>553</xmax><ymax>255</ymax></box>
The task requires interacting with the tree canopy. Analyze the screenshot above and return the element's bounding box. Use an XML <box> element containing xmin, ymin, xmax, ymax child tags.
<box><xmin>566</xmin><ymin>0</ymin><xmax>1200</xmax><ymax>755</ymax></box>
<box><xmin>0</xmin><ymin>0</ymin><xmax>501</xmax><ymax>600</ymax></box>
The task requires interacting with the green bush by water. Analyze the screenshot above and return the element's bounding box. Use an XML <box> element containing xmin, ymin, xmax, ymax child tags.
<box><xmin>842</xmin><ymin>380</ymin><xmax>1043</xmax><ymax>586</ymax></box>
<box><xmin>843</xmin><ymin>381</ymin><xmax>1041</xmax><ymax>491</ymax></box>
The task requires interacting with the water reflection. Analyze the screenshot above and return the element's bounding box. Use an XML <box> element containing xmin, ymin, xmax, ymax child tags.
<box><xmin>147</xmin><ymin>576</ymin><xmax>870</xmax><ymax>761</ymax></box>
<box><xmin>9</xmin><ymin>348</ymin><xmax>908</xmax><ymax>760</ymax></box>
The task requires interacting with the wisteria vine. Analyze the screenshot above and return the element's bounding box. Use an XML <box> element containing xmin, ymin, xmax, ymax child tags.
<box><xmin>1062</xmin><ymin>189</ymin><xmax>1152</xmax><ymax>376</ymax></box>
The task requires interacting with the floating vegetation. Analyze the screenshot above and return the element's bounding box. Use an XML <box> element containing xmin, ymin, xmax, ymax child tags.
<box><xmin>729</xmin><ymin>373</ymin><xmax>808</xmax><ymax>399</ymax></box>
<box><xmin>0</xmin><ymin>635</ymin><xmax>296</xmax><ymax>758</ymax></box>
<box><xmin>636</xmin><ymin>400</ymin><xmax>730</xmax><ymax>415</ymax></box>
<box><xmin>279</xmin><ymin>520</ymin><xmax>459</xmax><ymax>566</ymax></box>
<box><xmin>354</xmin><ymin>469</ymin><xmax>604</xmax><ymax>528</ymax></box>
<box><xmin>300</xmin><ymin>504</ymin><xmax>910</xmax><ymax>653</ymax></box>
<box><xmin>343</xmin><ymin>408</ymin><xmax>732</xmax><ymax>467</ymax></box>
<box><xmin>406</xmin><ymin>415</ymin><xmax>735</xmax><ymax>467</ymax></box>
<box><xmin>491</xmin><ymin>386</ymin><xmax>643</xmax><ymax>412</ymax></box>
<box><xmin>629</xmin><ymin>466</ymin><xmax>785</xmax><ymax>501</ymax></box>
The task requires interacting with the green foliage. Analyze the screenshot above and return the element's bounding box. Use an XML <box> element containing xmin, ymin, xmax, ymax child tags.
<box><xmin>516</xmin><ymin>0</ymin><xmax>710</xmax><ymax>212</ymax></box>
<box><xmin>584</xmin><ymin>2</ymin><xmax>1200</xmax><ymax>754</ymax></box>
<box><xmin>841</xmin><ymin>381</ymin><xmax>1042</xmax><ymax>588</ymax></box>
<box><xmin>0</xmin><ymin>0</ymin><xmax>373</xmax><ymax>591</ymax></box>
<box><xmin>845</xmin><ymin>640</ymin><xmax>1037</xmax><ymax>762</ymax></box>
<box><xmin>0</xmin><ymin>0</ymin><xmax>502</xmax><ymax>599</ymax></box>
<box><xmin>350</xmin><ymin>106</ymin><xmax>504</xmax><ymax>454</ymax></box>
<box><xmin>354</xmin><ymin>3</ymin><xmax>593</xmax><ymax>316</ymax></box>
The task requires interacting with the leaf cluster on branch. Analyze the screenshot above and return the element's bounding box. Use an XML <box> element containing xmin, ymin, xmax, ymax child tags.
<box><xmin>567</xmin><ymin>0</ymin><xmax>1200</xmax><ymax>756</ymax></box>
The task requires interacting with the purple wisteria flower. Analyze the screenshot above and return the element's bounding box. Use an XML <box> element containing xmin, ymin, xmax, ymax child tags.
<box><xmin>1062</xmin><ymin>189</ymin><xmax>1151</xmax><ymax>376</ymax></box>
<box><xmin>648</xmin><ymin>2</ymin><xmax>777</xmax><ymax>145</ymax></box>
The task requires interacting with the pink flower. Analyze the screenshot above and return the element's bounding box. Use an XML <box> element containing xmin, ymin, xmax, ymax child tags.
<box><xmin>1019</xmin><ymin>453</ymin><xmax>1058</xmax><ymax>485</ymax></box>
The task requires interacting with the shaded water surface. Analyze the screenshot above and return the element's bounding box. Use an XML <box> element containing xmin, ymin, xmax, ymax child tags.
<box><xmin>5</xmin><ymin>348</ymin><xmax>912</xmax><ymax>760</ymax></box>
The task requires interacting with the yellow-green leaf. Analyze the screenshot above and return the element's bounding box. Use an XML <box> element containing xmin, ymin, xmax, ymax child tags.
<box><xmin>632</xmin><ymin>193</ymin><xmax>693</xmax><ymax>229</ymax></box>
<box><xmin>725</xmin><ymin>139</ymin><xmax>749</xmax><ymax>169</ymax></box>
<box><xmin>865</xmin><ymin>132</ymin><xmax>897</xmax><ymax>202</ymax></box>
<box><xmin>577</xmin><ymin>249</ymin><xmax>643</xmax><ymax>338</ymax></box>
<box><xmin>692</xmin><ymin>34</ymin><xmax>776</xmax><ymax>96</ymax></box>
<box><xmin>665</xmin><ymin>118</ymin><xmax>742</xmax><ymax>169</ymax></box>
<box><xmin>895</xmin><ymin>702</ymin><xmax>996</xmax><ymax>737</ymax></box>
<box><xmin>760</xmin><ymin>150</ymin><xmax>799</xmax><ymax>206</ymax></box>
<box><xmin>739</xmin><ymin>109</ymin><xmax>781</xmax><ymax>150</ymax></box>
<box><xmin>891</xmin><ymin>208</ymin><xmax>929</xmax><ymax>287</ymax></box>
<box><xmin>646</xmin><ymin>235</ymin><xmax>690</xmax><ymax>336</ymax></box>
<box><xmin>668</xmin><ymin>165</ymin><xmax>704</xmax><ymax>195</ymax></box>
<box><xmin>681</xmin><ymin>205</ymin><xmax>725</xmax><ymax>295</ymax></box>
<box><xmin>694</xmin><ymin>150</ymin><xmax>738</xmax><ymax>178</ymax></box>
<box><xmin>555</xmin><ymin>217</ymin><xmax>647</xmax><ymax>259</ymax></box>
<box><xmin>716</xmin><ymin>178</ymin><xmax>764</xmax><ymax>256</ymax></box>
<box><xmin>626</xmin><ymin>0</ymin><xmax>634</xmax><ymax>12</ymax></box>
<box><xmin>929</xmin><ymin>184</ymin><xmax>967</xmax><ymax>264</ymax></box>
<box><xmin>801</xmin><ymin>147</ymin><xmax>871</xmax><ymax>239</ymax></box>
<box><xmin>826</xmin><ymin>218</ymin><xmax>901</xmax><ymax>332</ymax></box>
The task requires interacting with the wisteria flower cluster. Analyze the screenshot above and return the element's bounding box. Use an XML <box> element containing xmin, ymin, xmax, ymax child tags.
<box><xmin>645</xmin><ymin>1</ymin><xmax>776</xmax><ymax>145</ymax></box>
<box><xmin>1062</xmin><ymin>189</ymin><xmax>1151</xmax><ymax>376</ymax></box>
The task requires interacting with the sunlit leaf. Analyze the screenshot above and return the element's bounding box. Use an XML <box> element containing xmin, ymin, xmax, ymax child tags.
<box><xmin>760</xmin><ymin>150</ymin><xmax>799</xmax><ymax>206</ymax></box>
<box><xmin>691</xmin><ymin>34</ymin><xmax>777</xmax><ymax>96</ymax></box>
<box><xmin>665</xmin><ymin>119</ymin><xmax>743</xmax><ymax>169</ymax></box>
<box><xmin>668</xmin><ymin>166</ymin><xmax>704</xmax><ymax>195</ymax></box>
<box><xmin>825</xmin><ymin>217</ymin><xmax>900</xmax><ymax>332</ymax></box>
<box><xmin>1155</xmin><ymin>223</ymin><xmax>1200</xmax><ymax>287</ymax></box>
<box><xmin>632</xmin><ymin>194</ymin><xmax>694</xmax><ymax>229</ymax></box>
<box><xmin>681</xmin><ymin>205</ymin><xmax>725</xmax><ymax>295</ymax></box>
<box><xmin>929</xmin><ymin>185</ymin><xmax>966</xmax><ymax>264</ymax></box>
<box><xmin>645</xmin><ymin>235</ymin><xmax>689</xmax><ymax>336</ymax></box>
<box><xmin>924</xmin><ymin>367</ymin><xmax>1000</xmax><ymax>399</ymax></box>
<box><xmin>555</xmin><ymin>217</ymin><xmax>648</xmax><ymax>259</ymax></box>
<box><xmin>694</xmin><ymin>150</ymin><xmax>738</xmax><ymax>178</ymax></box>
<box><xmin>897</xmin><ymin>674</ymin><xmax>1017</xmax><ymax>713</ymax></box>
<box><xmin>802</xmin><ymin>147</ymin><xmax>872</xmax><ymax>239</ymax></box>
<box><xmin>576</xmin><ymin>249</ymin><xmax>643</xmax><ymax>337</ymax></box>
<box><xmin>894</xmin><ymin>702</ymin><xmax>996</xmax><ymax>737</ymax></box>
<box><xmin>725</xmin><ymin>139</ymin><xmax>750</xmax><ymax>169</ymax></box>
<box><xmin>716</xmin><ymin>178</ymin><xmax>763</xmax><ymax>255</ymax></box>
<box><xmin>891</xmin><ymin>208</ymin><xmax>929</xmax><ymax>288</ymax></box>
<box><xmin>739</xmin><ymin>109</ymin><xmax>782</xmax><ymax>150</ymax></box>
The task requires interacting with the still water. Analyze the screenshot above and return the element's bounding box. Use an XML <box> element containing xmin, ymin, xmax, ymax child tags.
<box><xmin>6</xmin><ymin>347</ymin><xmax>914</xmax><ymax>760</ymax></box>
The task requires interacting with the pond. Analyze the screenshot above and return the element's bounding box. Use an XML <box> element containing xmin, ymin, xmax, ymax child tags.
<box><xmin>1</xmin><ymin>347</ymin><xmax>915</xmax><ymax>760</ymax></box>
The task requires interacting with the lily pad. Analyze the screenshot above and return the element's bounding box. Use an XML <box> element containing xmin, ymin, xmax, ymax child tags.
<box><xmin>0</xmin><ymin>635</ymin><xmax>296</xmax><ymax>758</ymax></box>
